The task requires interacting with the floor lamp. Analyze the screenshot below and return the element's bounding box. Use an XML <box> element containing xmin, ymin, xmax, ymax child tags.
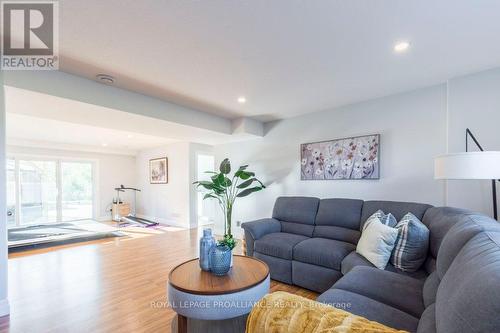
<box><xmin>435</xmin><ymin>128</ymin><xmax>500</xmax><ymax>221</ymax></box>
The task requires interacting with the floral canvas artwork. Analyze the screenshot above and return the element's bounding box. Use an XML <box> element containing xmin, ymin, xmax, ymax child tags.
<box><xmin>301</xmin><ymin>134</ymin><xmax>380</xmax><ymax>180</ymax></box>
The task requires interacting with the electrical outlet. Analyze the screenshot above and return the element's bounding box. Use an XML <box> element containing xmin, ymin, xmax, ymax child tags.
<box><xmin>236</xmin><ymin>220</ymin><xmax>241</xmax><ymax>227</ymax></box>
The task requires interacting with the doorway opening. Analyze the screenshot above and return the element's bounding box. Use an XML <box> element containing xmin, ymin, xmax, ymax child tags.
<box><xmin>195</xmin><ymin>154</ymin><xmax>216</xmax><ymax>226</ymax></box>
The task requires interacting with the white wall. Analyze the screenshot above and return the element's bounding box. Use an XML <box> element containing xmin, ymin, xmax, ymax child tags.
<box><xmin>6</xmin><ymin>146</ymin><xmax>136</xmax><ymax>220</ymax></box>
<box><xmin>136</xmin><ymin>143</ymin><xmax>191</xmax><ymax>227</ymax></box>
<box><xmin>446</xmin><ymin>68</ymin><xmax>500</xmax><ymax>216</ymax></box>
<box><xmin>0</xmin><ymin>72</ymin><xmax>9</xmax><ymax>316</ymax></box>
<box><xmin>215</xmin><ymin>85</ymin><xmax>448</xmax><ymax>237</ymax></box>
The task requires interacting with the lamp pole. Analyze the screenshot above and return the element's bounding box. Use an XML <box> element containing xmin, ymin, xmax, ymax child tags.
<box><xmin>465</xmin><ymin>128</ymin><xmax>498</xmax><ymax>220</ymax></box>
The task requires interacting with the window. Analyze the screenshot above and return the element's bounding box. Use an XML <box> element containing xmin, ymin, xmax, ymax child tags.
<box><xmin>6</xmin><ymin>157</ymin><xmax>95</xmax><ymax>228</ymax></box>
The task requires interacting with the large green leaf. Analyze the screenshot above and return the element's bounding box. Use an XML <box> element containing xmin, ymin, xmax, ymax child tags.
<box><xmin>236</xmin><ymin>171</ymin><xmax>255</xmax><ymax>180</ymax></box>
<box><xmin>236</xmin><ymin>186</ymin><xmax>263</xmax><ymax>197</ymax></box>
<box><xmin>220</xmin><ymin>158</ymin><xmax>231</xmax><ymax>174</ymax></box>
<box><xmin>203</xmin><ymin>193</ymin><xmax>219</xmax><ymax>200</ymax></box>
<box><xmin>211</xmin><ymin>173</ymin><xmax>224</xmax><ymax>186</ymax></box>
<box><xmin>222</xmin><ymin>177</ymin><xmax>232</xmax><ymax>187</ymax></box>
<box><xmin>196</xmin><ymin>180</ymin><xmax>225</xmax><ymax>192</ymax></box>
<box><xmin>236</xmin><ymin>178</ymin><xmax>254</xmax><ymax>189</ymax></box>
<box><xmin>196</xmin><ymin>180</ymin><xmax>213</xmax><ymax>188</ymax></box>
<box><xmin>255</xmin><ymin>179</ymin><xmax>266</xmax><ymax>188</ymax></box>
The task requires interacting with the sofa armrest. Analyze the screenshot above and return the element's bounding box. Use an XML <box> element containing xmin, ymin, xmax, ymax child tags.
<box><xmin>241</xmin><ymin>218</ymin><xmax>281</xmax><ymax>256</ymax></box>
<box><xmin>242</xmin><ymin>218</ymin><xmax>281</xmax><ymax>240</ymax></box>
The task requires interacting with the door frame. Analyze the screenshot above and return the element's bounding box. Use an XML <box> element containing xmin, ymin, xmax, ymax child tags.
<box><xmin>6</xmin><ymin>153</ymin><xmax>99</xmax><ymax>227</ymax></box>
<box><xmin>194</xmin><ymin>152</ymin><xmax>216</xmax><ymax>227</ymax></box>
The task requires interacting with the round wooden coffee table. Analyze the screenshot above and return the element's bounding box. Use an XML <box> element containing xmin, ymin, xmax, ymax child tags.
<box><xmin>168</xmin><ymin>255</ymin><xmax>270</xmax><ymax>333</ymax></box>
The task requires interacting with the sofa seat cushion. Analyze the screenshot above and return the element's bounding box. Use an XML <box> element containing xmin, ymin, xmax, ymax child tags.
<box><xmin>342</xmin><ymin>251</ymin><xmax>428</xmax><ymax>279</ymax></box>
<box><xmin>423</xmin><ymin>271</ymin><xmax>440</xmax><ymax>307</ymax></box>
<box><xmin>417</xmin><ymin>304</ymin><xmax>436</xmax><ymax>333</ymax></box>
<box><xmin>332</xmin><ymin>266</ymin><xmax>425</xmax><ymax>318</ymax></box>
<box><xmin>293</xmin><ymin>237</ymin><xmax>355</xmax><ymax>270</ymax></box>
<box><xmin>254</xmin><ymin>232</ymin><xmax>308</xmax><ymax>260</ymax></box>
<box><xmin>317</xmin><ymin>289</ymin><xmax>419</xmax><ymax>332</ymax></box>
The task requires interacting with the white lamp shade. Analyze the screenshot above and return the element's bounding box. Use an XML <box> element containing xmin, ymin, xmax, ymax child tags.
<box><xmin>435</xmin><ymin>152</ymin><xmax>500</xmax><ymax>180</ymax></box>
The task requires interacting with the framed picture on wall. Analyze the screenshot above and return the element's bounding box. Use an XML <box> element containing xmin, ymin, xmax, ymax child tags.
<box><xmin>301</xmin><ymin>134</ymin><xmax>380</xmax><ymax>180</ymax></box>
<box><xmin>150</xmin><ymin>157</ymin><xmax>168</xmax><ymax>184</ymax></box>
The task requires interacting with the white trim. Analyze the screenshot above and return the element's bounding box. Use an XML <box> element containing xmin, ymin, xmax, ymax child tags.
<box><xmin>136</xmin><ymin>214</ymin><xmax>187</xmax><ymax>229</ymax></box>
<box><xmin>96</xmin><ymin>215</ymin><xmax>111</xmax><ymax>222</ymax></box>
<box><xmin>0</xmin><ymin>299</ymin><xmax>9</xmax><ymax>317</ymax></box>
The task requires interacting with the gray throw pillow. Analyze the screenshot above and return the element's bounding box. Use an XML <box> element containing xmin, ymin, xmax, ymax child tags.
<box><xmin>362</xmin><ymin>210</ymin><xmax>397</xmax><ymax>231</ymax></box>
<box><xmin>390</xmin><ymin>212</ymin><xmax>430</xmax><ymax>272</ymax></box>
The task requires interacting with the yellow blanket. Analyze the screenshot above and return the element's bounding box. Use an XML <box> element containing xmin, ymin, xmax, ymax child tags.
<box><xmin>246</xmin><ymin>291</ymin><xmax>408</xmax><ymax>333</ymax></box>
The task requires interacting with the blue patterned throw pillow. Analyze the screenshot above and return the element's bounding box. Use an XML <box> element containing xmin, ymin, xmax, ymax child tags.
<box><xmin>390</xmin><ymin>213</ymin><xmax>430</xmax><ymax>272</ymax></box>
<box><xmin>362</xmin><ymin>210</ymin><xmax>397</xmax><ymax>231</ymax></box>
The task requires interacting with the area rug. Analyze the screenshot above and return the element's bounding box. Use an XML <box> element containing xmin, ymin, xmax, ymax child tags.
<box><xmin>8</xmin><ymin>220</ymin><xmax>124</xmax><ymax>251</ymax></box>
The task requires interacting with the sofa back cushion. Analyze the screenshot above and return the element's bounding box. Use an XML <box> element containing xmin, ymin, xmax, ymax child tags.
<box><xmin>313</xmin><ymin>199</ymin><xmax>363</xmax><ymax>244</ymax></box>
<box><xmin>273</xmin><ymin>196</ymin><xmax>319</xmax><ymax>236</ymax></box>
<box><xmin>436</xmin><ymin>230</ymin><xmax>500</xmax><ymax>332</ymax></box>
<box><xmin>435</xmin><ymin>212</ymin><xmax>500</xmax><ymax>279</ymax></box>
<box><xmin>360</xmin><ymin>201</ymin><xmax>432</xmax><ymax>231</ymax></box>
<box><xmin>422</xmin><ymin>207</ymin><xmax>470</xmax><ymax>259</ymax></box>
<box><xmin>420</xmin><ymin>209</ymin><xmax>500</xmax><ymax>324</ymax></box>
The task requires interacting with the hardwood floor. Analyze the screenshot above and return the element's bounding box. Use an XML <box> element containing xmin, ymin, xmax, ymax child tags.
<box><xmin>0</xmin><ymin>224</ymin><xmax>317</xmax><ymax>333</ymax></box>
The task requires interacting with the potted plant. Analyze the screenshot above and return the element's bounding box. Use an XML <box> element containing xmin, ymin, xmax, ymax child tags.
<box><xmin>193</xmin><ymin>158</ymin><xmax>265</xmax><ymax>264</ymax></box>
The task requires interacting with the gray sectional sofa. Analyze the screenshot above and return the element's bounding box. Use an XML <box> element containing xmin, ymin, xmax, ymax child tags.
<box><xmin>242</xmin><ymin>196</ymin><xmax>500</xmax><ymax>333</ymax></box>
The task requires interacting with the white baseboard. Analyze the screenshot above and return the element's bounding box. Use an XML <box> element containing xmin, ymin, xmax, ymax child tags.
<box><xmin>136</xmin><ymin>214</ymin><xmax>187</xmax><ymax>229</ymax></box>
<box><xmin>96</xmin><ymin>216</ymin><xmax>112</xmax><ymax>222</ymax></box>
<box><xmin>0</xmin><ymin>298</ymin><xmax>10</xmax><ymax>317</ymax></box>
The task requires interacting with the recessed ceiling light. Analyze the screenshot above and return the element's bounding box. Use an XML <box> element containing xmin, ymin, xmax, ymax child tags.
<box><xmin>101</xmin><ymin>143</ymin><xmax>108</xmax><ymax>147</ymax></box>
<box><xmin>237</xmin><ymin>96</ymin><xmax>246</xmax><ymax>104</ymax></box>
<box><xmin>96</xmin><ymin>74</ymin><xmax>115</xmax><ymax>85</ymax></box>
<box><xmin>394</xmin><ymin>41</ymin><xmax>410</xmax><ymax>53</ymax></box>
<box><xmin>127</xmin><ymin>134</ymin><xmax>134</xmax><ymax>138</ymax></box>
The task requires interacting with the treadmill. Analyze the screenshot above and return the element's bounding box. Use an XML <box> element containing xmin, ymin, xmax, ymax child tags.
<box><xmin>114</xmin><ymin>185</ymin><xmax>159</xmax><ymax>227</ymax></box>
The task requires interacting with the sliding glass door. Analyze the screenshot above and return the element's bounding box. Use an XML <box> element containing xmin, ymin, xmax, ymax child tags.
<box><xmin>6</xmin><ymin>159</ymin><xmax>16</xmax><ymax>228</ymax></box>
<box><xmin>6</xmin><ymin>157</ymin><xmax>95</xmax><ymax>228</ymax></box>
<box><xmin>19</xmin><ymin>160</ymin><xmax>58</xmax><ymax>225</ymax></box>
<box><xmin>61</xmin><ymin>162</ymin><xmax>93</xmax><ymax>222</ymax></box>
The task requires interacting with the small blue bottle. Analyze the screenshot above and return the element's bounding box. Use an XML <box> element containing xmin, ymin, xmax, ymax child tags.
<box><xmin>199</xmin><ymin>228</ymin><xmax>216</xmax><ymax>271</ymax></box>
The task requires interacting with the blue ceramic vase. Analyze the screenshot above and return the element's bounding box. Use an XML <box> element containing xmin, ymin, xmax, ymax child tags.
<box><xmin>209</xmin><ymin>245</ymin><xmax>232</xmax><ymax>276</ymax></box>
<box><xmin>199</xmin><ymin>228</ymin><xmax>216</xmax><ymax>271</ymax></box>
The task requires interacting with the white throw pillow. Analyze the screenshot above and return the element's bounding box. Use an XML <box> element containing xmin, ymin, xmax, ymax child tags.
<box><xmin>362</xmin><ymin>210</ymin><xmax>397</xmax><ymax>231</ymax></box>
<box><xmin>356</xmin><ymin>217</ymin><xmax>399</xmax><ymax>269</ymax></box>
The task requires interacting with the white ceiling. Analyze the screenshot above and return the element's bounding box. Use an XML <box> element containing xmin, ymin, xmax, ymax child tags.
<box><xmin>4</xmin><ymin>86</ymin><xmax>260</xmax><ymax>153</ymax></box>
<box><xmin>58</xmin><ymin>0</ymin><xmax>500</xmax><ymax>122</ymax></box>
<box><xmin>6</xmin><ymin>113</ymin><xmax>178</xmax><ymax>155</ymax></box>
